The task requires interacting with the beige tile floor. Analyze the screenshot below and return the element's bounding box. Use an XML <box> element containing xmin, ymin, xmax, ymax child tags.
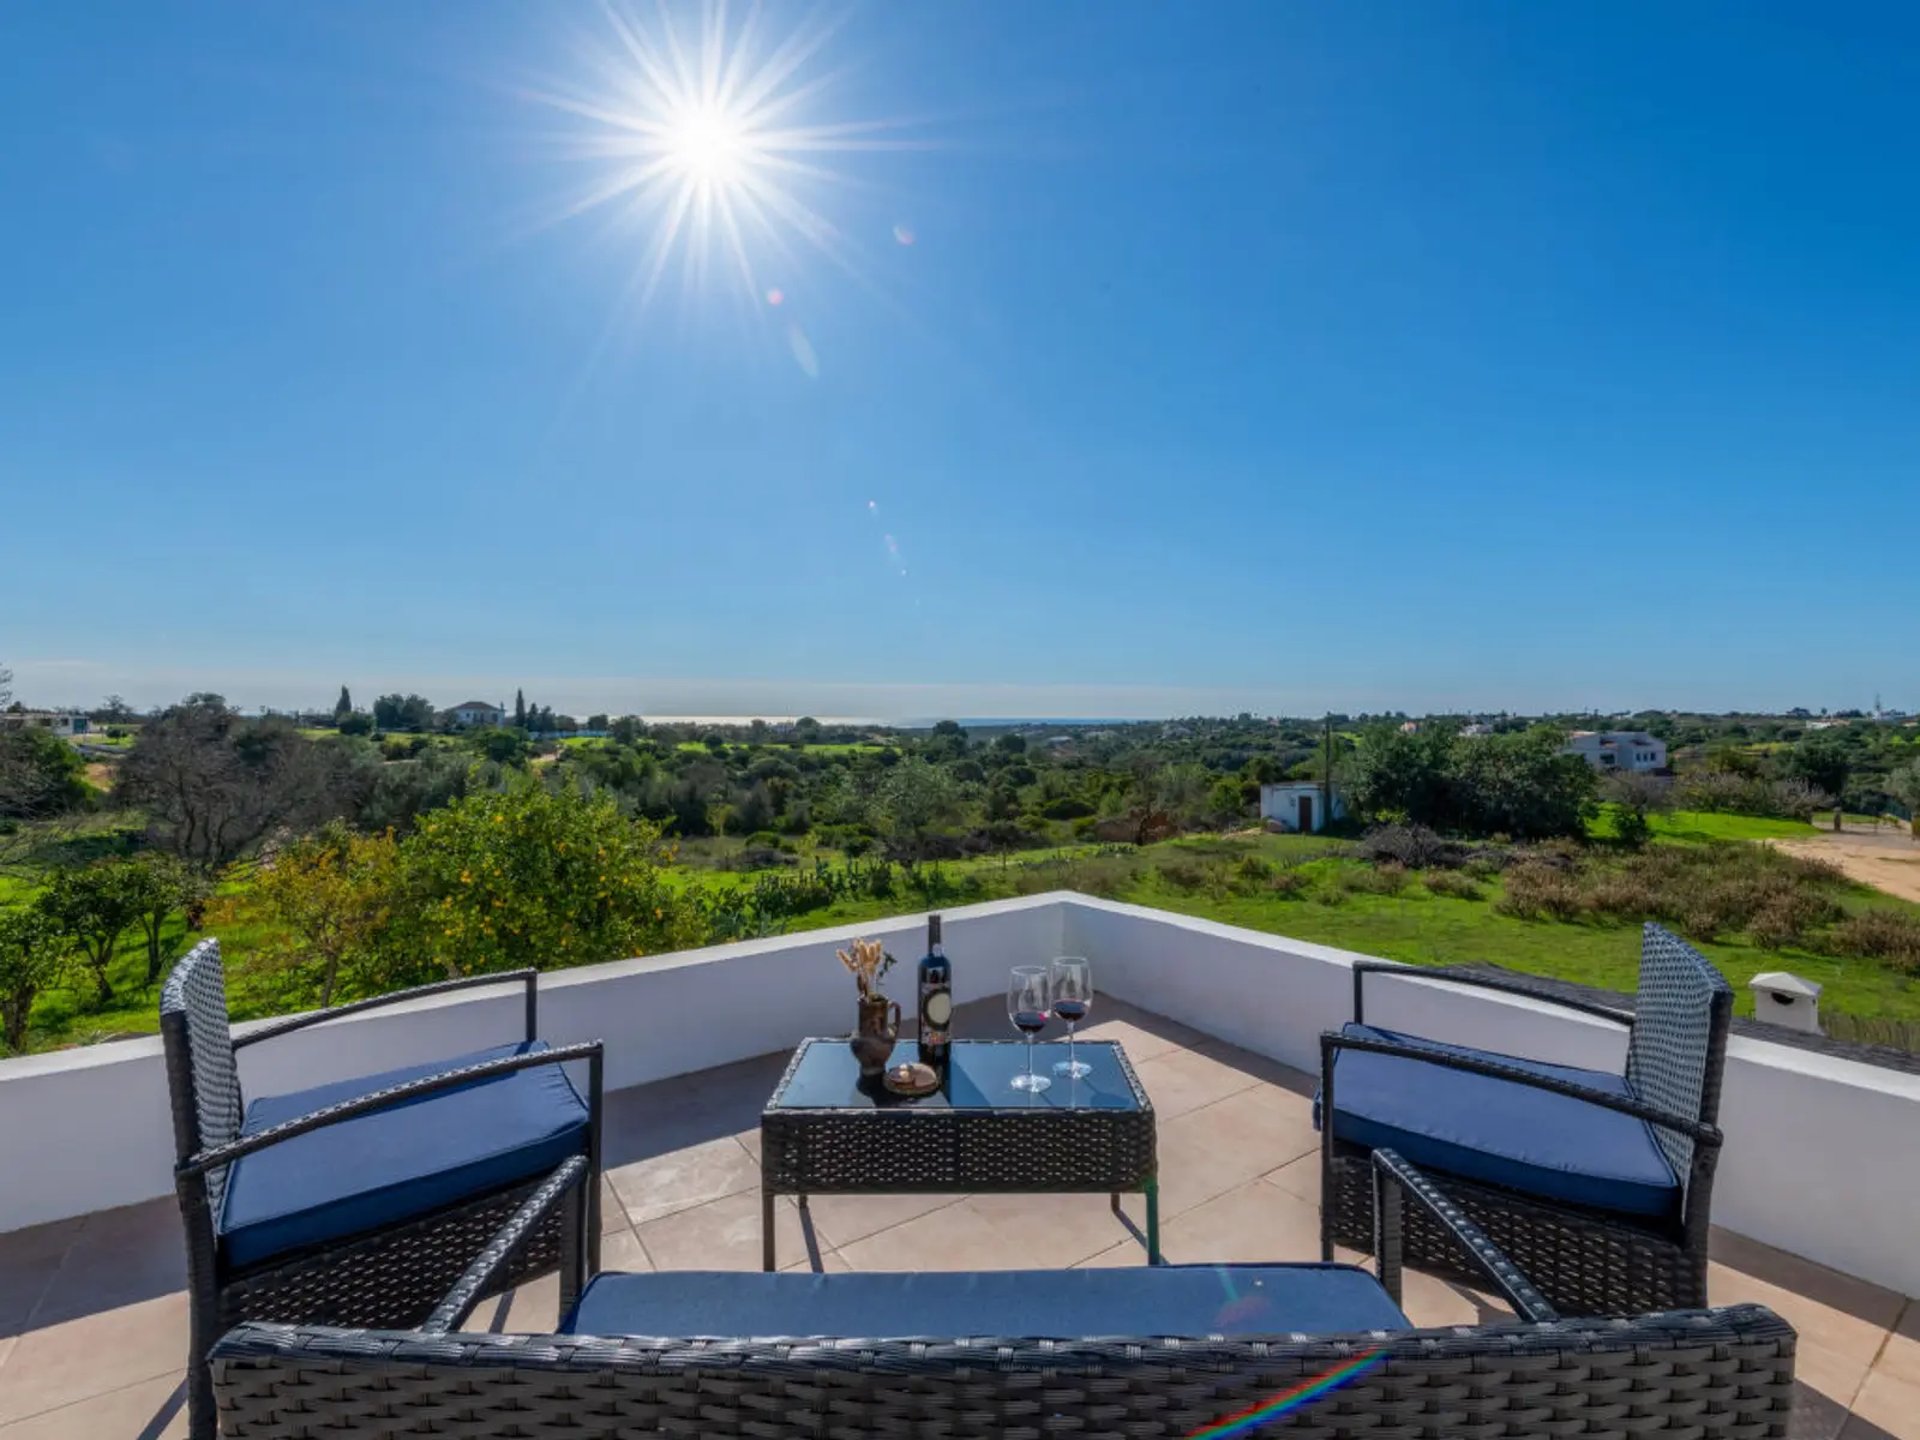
<box><xmin>0</xmin><ymin>996</ymin><xmax>1911</xmax><ymax>1438</ymax></box>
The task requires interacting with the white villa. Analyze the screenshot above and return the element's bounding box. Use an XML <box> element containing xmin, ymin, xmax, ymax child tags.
<box><xmin>444</xmin><ymin>699</ymin><xmax>506</xmax><ymax>729</ymax></box>
<box><xmin>1566</xmin><ymin>729</ymin><xmax>1667</xmax><ymax>773</ymax></box>
<box><xmin>0</xmin><ymin>710</ymin><xmax>89</xmax><ymax>737</ymax></box>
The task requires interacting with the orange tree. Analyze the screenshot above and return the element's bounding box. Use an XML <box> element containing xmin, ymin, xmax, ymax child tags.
<box><xmin>395</xmin><ymin>782</ymin><xmax>703</xmax><ymax>981</ymax></box>
<box><xmin>246</xmin><ymin>823</ymin><xmax>403</xmax><ymax>1007</ymax></box>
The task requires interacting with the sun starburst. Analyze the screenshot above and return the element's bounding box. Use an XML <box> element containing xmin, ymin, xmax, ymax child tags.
<box><xmin>526</xmin><ymin>1</ymin><xmax>923</xmax><ymax>318</ymax></box>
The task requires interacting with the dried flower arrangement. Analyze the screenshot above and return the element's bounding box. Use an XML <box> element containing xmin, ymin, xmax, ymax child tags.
<box><xmin>836</xmin><ymin>937</ymin><xmax>895</xmax><ymax>999</ymax></box>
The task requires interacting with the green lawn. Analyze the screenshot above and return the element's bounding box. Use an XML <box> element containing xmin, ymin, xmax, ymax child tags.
<box><xmin>664</xmin><ymin>842</ymin><xmax>1920</xmax><ymax>1026</ymax></box>
<box><xmin>1127</xmin><ymin>861</ymin><xmax>1920</xmax><ymax>1024</ymax></box>
<box><xmin>1589</xmin><ymin>806</ymin><xmax>1816</xmax><ymax>843</ymax></box>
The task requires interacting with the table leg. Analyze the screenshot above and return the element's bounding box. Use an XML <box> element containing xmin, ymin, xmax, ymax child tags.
<box><xmin>761</xmin><ymin>1185</ymin><xmax>776</xmax><ymax>1272</ymax></box>
<box><xmin>1145</xmin><ymin>1176</ymin><xmax>1161</xmax><ymax>1265</ymax></box>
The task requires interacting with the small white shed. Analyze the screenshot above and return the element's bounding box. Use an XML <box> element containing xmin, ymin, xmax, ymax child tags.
<box><xmin>1259</xmin><ymin>782</ymin><xmax>1343</xmax><ymax>834</ymax></box>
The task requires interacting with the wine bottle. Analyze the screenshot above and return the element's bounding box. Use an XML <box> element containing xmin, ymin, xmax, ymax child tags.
<box><xmin>917</xmin><ymin>913</ymin><xmax>952</xmax><ymax>1066</ymax></box>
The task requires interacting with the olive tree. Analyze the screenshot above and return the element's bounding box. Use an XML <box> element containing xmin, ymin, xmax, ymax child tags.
<box><xmin>40</xmin><ymin>861</ymin><xmax>146</xmax><ymax>1005</ymax></box>
<box><xmin>871</xmin><ymin>757</ymin><xmax>963</xmax><ymax>860</ymax></box>
<box><xmin>1891</xmin><ymin>761</ymin><xmax>1920</xmax><ymax>839</ymax></box>
<box><xmin>118</xmin><ymin>702</ymin><xmax>366</xmax><ymax>869</ymax></box>
<box><xmin>0</xmin><ymin>904</ymin><xmax>69</xmax><ymax>1052</ymax></box>
<box><xmin>126</xmin><ymin>853</ymin><xmax>210</xmax><ymax>986</ymax></box>
<box><xmin>1604</xmin><ymin>770</ymin><xmax>1673</xmax><ymax>850</ymax></box>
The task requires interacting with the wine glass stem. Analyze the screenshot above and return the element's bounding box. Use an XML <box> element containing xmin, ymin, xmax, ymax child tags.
<box><xmin>1067</xmin><ymin>1023</ymin><xmax>1076</xmax><ymax>1074</ymax></box>
<box><xmin>1027</xmin><ymin>1035</ymin><xmax>1036</xmax><ymax>1084</ymax></box>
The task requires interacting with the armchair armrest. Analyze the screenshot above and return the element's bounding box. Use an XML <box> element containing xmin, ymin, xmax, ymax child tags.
<box><xmin>179</xmin><ymin>1040</ymin><xmax>603</xmax><ymax>1178</ymax></box>
<box><xmin>1320</xmin><ymin>1029</ymin><xmax>1720</xmax><ymax>1146</ymax></box>
<box><xmin>1371</xmin><ymin>1148</ymin><xmax>1558</xmax><ymax>1323</ymax></box>
<box><xmin>233</xmin><ymin>969</ymin><xmax>540</xmax><ymax>1051</ymax></box>
<box><xmin>1351</xmin><ymin>960</ymin><xmax>1632</xmax><ymax>1030</ymax></box>
<box><xmin>425</xmin><ymin>1155</ymin><xmax>592</xmax><ymax>1334</ymax></box>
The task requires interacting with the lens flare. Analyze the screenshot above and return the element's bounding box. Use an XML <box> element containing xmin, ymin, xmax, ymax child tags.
<box><xmin>1187</xmin><ymin>1350</ymin><xmax>1386</xmax><ymax>1439</ymax></box>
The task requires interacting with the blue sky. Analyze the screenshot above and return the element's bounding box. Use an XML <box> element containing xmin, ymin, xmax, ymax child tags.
<box><xmin>3</xmin><ymin>3</ymin><xmax>1916</xmax><ymax>719</ymax></box>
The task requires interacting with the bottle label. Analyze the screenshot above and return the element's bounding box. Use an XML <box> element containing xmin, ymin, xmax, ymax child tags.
<box><xmin>923</xmin><ymin>988</ymin><xmax>952</xmax><ymax>1032</ymax></box>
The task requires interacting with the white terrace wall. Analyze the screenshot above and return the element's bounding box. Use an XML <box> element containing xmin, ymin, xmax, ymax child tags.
<box><xmin>3</xmin><ymin>890</ymin><xmax>1917</xmax><ymax>1300</ymax></box>
<box><xmin>1062</xmin><ymin>895</ymin><xmax>1920</xmax><ymax>1300</ymax></box>
<box><xmin>0</xmin><ymin>896</ymin><xmax>1064</xmax><ymax>1234</ymax></box>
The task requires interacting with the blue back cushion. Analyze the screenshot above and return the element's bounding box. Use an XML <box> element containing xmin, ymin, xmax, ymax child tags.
<box><xmin>220</xmin><ymin>1041</ymin><xmax>588</xmax><ymax>1269</ymax></box>
<box><xmin>1319</xmin><ymin>1023</ymin><xmax>1678</xmax><ymax>1219</ymax></box>
<box><xmin>564</xmin><ymin>1264</ymin><xmax>1410</xmax><ymax>1340</ymax></box>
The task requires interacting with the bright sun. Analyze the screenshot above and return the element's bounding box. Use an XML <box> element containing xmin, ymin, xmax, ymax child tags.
<box><xmin>527</xmin><ymin>2</ymin><xmax>923</xmax><ymax>314</ymax></box>
<box><xmin>664</xmin><ymin>102</ymin><xmax>749</xmax><ymax>185</ymax></box>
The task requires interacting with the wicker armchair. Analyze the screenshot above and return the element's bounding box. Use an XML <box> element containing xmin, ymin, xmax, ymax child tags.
<box><xmin>160</xmin><ymin>938</ymin><xmax>604</xmax><ymax>1440</ymax></box>
<box><xmin>1319</xmin><ymin>922</ymin><xmax>1733</xmax><ymax>1316</ymax></box>
<box><xmin>209</xmin><ymin>1149</ymin><xmax>1795</xmax><ymax>1439</ymax></box>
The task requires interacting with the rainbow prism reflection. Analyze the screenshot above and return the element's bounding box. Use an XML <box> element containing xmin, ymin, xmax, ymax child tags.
<box><xmin>1186</xmin><ymin>1350</ymin><xmax>1385</xmax><ymax>1439</ymax></box>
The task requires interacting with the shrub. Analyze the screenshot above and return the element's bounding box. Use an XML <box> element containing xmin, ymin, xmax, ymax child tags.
<box><xmin>381</xmin><ymin>734</ymin><xmax>429</xmax><ymax>761</ymax></box>
<box><xmin>1055</xmin><ymin>854</ymin><xmax>1143</xmax><ymax>899</ymax></box>
<box><xmin>1612</xmin><ymin>807</ymin><xmax>1653</xmax><ymax>849</ymax></box>
<box><xmin>1233</xmin><ymin>854</ymin><xmax>1275</xmax><ymax>887</ymax></box>
<box><xmin>1513</xmin><ymin>839</ymin><xmax>1582</xmax><ymax>871</ymax></box>
<box><xmin>1345</xmin><ymin>862</ymin><xmax>1407</xmax><ymax>895</ymax></box>
<box><xmin>728</xmin><ymin>847</ymin><xmax>795</xmax><ymax>871</ymax></box>
<box><xmin>1158</xmin><ymin>858</ymin><xmax>1222</xmax><ymax>894</ymax></box>
<box><xmin>0</xmin><ymin>727</ymin><xmax>91</xmax><ymax>819</ymax></box>
<box><xmin>1268</xmin><ymin>868</ymin><xmax>1309</xmax><ymax>898</ymax></box>
<box><xmin>1826</xmin><ymin>911</ymin><xmax>1920</xmax><ymax>970</ymax></box>
<box><xmin>1358</xmin><ymin>824</ymin><xmax>1468</xmax><ymax>870</ymax></box>
<box><xmin>1749</xmin><ymin>900</ymin><xmax>1806</xmax><ymax>952</ymax></box>
<box><xmin>1583</xmin><ymin>871</ymin><xmax>1662</xmax><ymax>922</ymax></box>
<box><xmin>1421</xmin><ymin>869</ymin><xmax>1482</xmax><ymax>900</ymax></box>
<box><xmin>1675</xmin><ymin>884</ymin><xmax>1752</xmax><ymax>942</ymax></box>
<box><xmin>1496</xmin><ymin>864</ymin><xmax>1586</xmax><ymax>921</ymax></box>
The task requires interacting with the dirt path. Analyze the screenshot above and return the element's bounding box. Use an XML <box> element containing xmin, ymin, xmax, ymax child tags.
<box><xmin>1770</xmin><ymin>829</ymin><xmax>1920</xmax><ymax>903</ymax></box>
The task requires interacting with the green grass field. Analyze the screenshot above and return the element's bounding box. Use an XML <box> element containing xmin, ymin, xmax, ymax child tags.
<box><xmin>1127</xmin><ymin>863</ymin><xmax>1920</xmax><ymax>1023</ymax></box>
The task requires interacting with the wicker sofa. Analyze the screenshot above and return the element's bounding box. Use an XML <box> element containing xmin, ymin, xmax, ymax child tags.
<box><xmin>210</xmin><ymin>1151</ymin><xmax>1797</xmax><ymax>1439</ymax></box>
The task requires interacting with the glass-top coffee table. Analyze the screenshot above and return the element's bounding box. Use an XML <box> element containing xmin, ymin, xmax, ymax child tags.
<box><xmin>759</xmin><ymin>1037</ymin><xmax>1159</xmax><ymax>1270</ymax></box>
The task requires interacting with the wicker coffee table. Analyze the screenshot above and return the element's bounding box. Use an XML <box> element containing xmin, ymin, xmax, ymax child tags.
<box><xmin>760</xmin><ymin>1038</ymin><xmax>1159</xmax><ymax>1270</ymax></box>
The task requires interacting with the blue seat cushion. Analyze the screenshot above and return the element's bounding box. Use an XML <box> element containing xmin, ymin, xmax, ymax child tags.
<box><xmin>220</xmin><ymin>1040</ymin><xmax>589</xmax><ymax>1270</ymax></box>
<box><xmin>563</xmin><ymin>1264</ymin><xmax>1410</xmax><ymax>1340</ymax></box>
<box><xmin>1317</xmin><ymin>1023</ymin><xmax>1678</xmax><ymax>1219</ymax></box>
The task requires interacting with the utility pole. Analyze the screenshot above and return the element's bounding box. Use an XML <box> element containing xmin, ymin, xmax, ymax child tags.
<box><xmin>1323</xmin><ymin>715</ymin><xmax>1334</xmax><ymax>826</ymax></box>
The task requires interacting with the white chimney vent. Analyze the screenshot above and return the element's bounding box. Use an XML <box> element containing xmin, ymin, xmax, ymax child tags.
<box><xmin>1750</xmin><ymin>971</ymin><xmax>1822</xmax><ymax>1035</ymax></box>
